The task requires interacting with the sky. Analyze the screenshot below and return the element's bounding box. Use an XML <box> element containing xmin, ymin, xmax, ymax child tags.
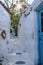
<box><xmin>28</xmin><ymin>0</ymin><xmax>34</xmax><ymax>4</ymax></box>
<box><xmin>1</xmin><ymin>0</ymin><xmax>34</xmax><ymax>4</ymax></box>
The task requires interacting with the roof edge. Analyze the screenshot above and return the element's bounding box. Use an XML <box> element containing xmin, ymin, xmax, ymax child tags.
<box><xmin>0</xmin><ymin>1</ymin><xmax>13</xmax><ymax>15</ymax></box>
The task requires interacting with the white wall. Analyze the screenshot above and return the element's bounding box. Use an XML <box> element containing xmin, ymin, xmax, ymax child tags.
<box><xmin>19</xmin><ymin>11</ymin><xmax>38</xmax><ymax>64</ymax></box>
<box><xmin>33</xmin><ymin>11</ymin><xmax>38</xmax><ymax>64</ymax></box>
<box><xmin>0</xmin><ymin>4</ymin><xmax>10</xmax><ymax>56</ymax></box>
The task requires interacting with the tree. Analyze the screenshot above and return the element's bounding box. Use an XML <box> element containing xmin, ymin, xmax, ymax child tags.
<box><xmin>4</xmin><ymin>0</ymin><xmax>30</xmax><ymax>14</ymax></box>
<box><xmin>10</xmin><ymin>14</ymin><xmax>20</xmax><ymax>36</ymax></box>
<box><xmin>4</xmin><ymin>0</ymin><xmax>11</xmax><ymax>8</ymax></box>
<box><xmin>4</xmin><ymin>0</ymin><xmax>30</xmax><ymax>36</ymax></box>
<box><xmin>12</xmin><ymin>0</ymin><xmax>30</xmax><ymax>14</ymax></box>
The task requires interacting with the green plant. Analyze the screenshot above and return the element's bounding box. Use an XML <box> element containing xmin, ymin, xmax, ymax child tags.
<box><xmin>4</xmin><ymin>0</ymin><xmax>30</xmax><ymax>36</ymax></box>
<box><xmin>0</xmin><ymin>60</ymin><xmax>3</xmax><ymax>62</ymax></box>
<box><xmin>10</xmin><ymin>28</ymin><xmax>12</xmax><ymax>33</ymax></box>
<box><xmin>10</xmin><ymin>14</ymin><xmax>20</xmax><ymax>36</ymax></box>
<box><xmin>0</xmin><ymin>63</ymin><xmax>2</xmax><ymax>65</ymax></box>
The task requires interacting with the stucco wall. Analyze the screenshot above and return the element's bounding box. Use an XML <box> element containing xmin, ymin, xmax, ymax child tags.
<box><xmin>19</xmin><ymin>11</ymin><xmax>38</xmax><ymax>64</ymax></box>
<box><xmin>33</xmin><ymin>11</ymin><xmax>38</xmax><ymax>64</ymax></box>
<box><xmin>0</xmin><ymin>4</ymin><xmax>10</xmax><ymax>56</ymax></box>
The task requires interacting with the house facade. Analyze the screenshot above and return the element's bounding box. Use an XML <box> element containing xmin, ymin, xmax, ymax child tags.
<box><xmin>19</xmin><ymin>0</ymin><xmax>43</xmax><ymax>65</ymax></box>
<box><xmin>0</xmin><ymin>1</ymin><xmax>10</xmax><ymax>56</ymax></box>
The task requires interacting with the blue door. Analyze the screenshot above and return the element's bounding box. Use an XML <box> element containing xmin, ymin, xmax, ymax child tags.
<box><xmin>38</xmin><ymin>9</ymin><xmax>43</xmax><ymax>64</ymax></box>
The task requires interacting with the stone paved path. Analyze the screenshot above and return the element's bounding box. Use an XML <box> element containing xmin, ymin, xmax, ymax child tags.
<box><xmin>2</xmin><ymin>38</ymin><xmax>35</xmax><ymax>65</ymax></box>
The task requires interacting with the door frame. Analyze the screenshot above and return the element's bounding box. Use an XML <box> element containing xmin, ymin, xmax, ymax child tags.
<box><xmin>38</xmin><ymin>9</ymin><xmax>43</xmax><ymax>64</ymax></box>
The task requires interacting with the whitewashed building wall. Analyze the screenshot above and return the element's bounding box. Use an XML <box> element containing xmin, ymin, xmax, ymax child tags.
<box><xmin>18</xmin><ymin>0</ymin><xmax>43</xmax><ymax>64</ymax></box>
<box><xmin>0</xmin><ymin>4</ymin><xmax>10</xmax><ymax>56</ymax></box>
<box><xmin>18</xmin><ymin>12</ymin><xmax>38</xmax><ymax>64</ymax></box>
